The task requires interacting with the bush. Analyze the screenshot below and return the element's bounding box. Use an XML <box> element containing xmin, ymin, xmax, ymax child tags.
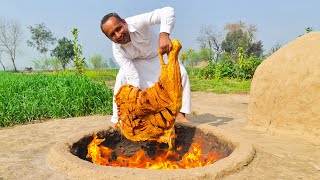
<box><xmin>199</xmin><ymin>61</ymin><xmax>216</xmax><ymax>79</ymax></box>
<box><xmin>198</xmin><ymin>51</ymin><xmax>262</xmax><ymax>80</ymax></box>
<box><xmin>186</xmin><ymin>67</ymin><xmax>202</xmax><ymax>77</ymax></box>
<box><xmin>215</xmin><ymin>60</ymin><xmax>237</xmax><ymax>80</ymax></box>
<box><xmin>236</xmin><ymin>54</ymin><xmax>262</xmax><ymax>79</ymax></box>
<box><xmin>0</xmin><ymin>72</ymin><xmax>113</xmax><ymax>127</ymax></box>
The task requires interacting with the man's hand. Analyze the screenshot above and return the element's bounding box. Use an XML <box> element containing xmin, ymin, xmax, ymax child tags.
<box><xmin>158</xmin><ymin>32</ymin><xmax>172</xmax><ymax>55</ymax></box>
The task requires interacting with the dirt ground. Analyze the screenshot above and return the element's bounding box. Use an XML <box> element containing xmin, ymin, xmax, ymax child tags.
<box><xmin>0</xmin><ymin>92</ymin><xmax>319</xmax><ymax>180</ymax></box>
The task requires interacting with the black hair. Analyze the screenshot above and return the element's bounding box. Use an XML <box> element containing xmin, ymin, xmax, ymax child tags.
<box><xmin>100</xmin><ymin>13</ymin><xmax>122</xmax><ymax>33</ymax></box>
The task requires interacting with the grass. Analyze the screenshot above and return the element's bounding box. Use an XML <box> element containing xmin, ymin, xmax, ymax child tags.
<box><xmin>0</xmin><ymin>67</ymin><xmax>251</xmax><ymax>127</ymax></box>
<box><xmin>48</xmin><ymin>69</ymin><xmax>119</xmax><ymax>82</ymax></box>
<box><xmin>0</xmin><ymin>71</ymin><xmax>113</xmax><ymax>127</ymax></box>
<box><xmin>186</xmin><ymin>67</ymin><xmax>251</xmax><ymax>94</ymax></box>
<box><xmin>80</xmin><ymin>69</ymin><xmax>252</xmax><ymax>94</ymax></box>
<box><xmin>84</xmin><ymin>69</ymin><xmax>118</xmax><ymax>82</ymax></box>
<box><xmin>43</xmin><ymin>68</ymin><xmax>251</xmax><ymax>94</ymax></box>
<box><xmin>189</xmin><ymin>77</ymin><xmax>251</xmax><ymax>94</ymax></box>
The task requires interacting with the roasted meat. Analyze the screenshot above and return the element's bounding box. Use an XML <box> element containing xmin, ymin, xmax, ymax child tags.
<box><xmin>115</xmin><ymin>39</ymin><xmax>182</xmax><ymax>148</ymax></box>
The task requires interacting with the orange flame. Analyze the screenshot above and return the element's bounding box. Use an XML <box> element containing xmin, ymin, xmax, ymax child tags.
<box><xmin>86</xmin><ymin>135</ymin><xmax>223</xmax><ymax>169</ymax></box>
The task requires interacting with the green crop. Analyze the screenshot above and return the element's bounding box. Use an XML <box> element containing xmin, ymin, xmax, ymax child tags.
<box><xmin>0</xmin><ymin>72</ymin><xmax>113</xmax><ymax>127</ymax></box>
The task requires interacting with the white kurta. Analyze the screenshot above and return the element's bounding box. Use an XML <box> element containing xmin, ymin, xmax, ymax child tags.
<box><xmin>110</xmin><ymin>7</ymin><xmax>191</xmax><ymax>123</ymax></box>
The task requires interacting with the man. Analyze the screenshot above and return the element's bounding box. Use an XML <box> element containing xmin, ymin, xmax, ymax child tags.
<box><xmin>100</xmin><ymin>6</ymin><xmax>191</xmax><ymax>123</ymax></box>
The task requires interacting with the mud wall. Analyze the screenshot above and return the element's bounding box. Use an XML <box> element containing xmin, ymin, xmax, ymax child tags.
<box><xmin>248</xmin><ymin>32</ymin><xmax>320</xmax><ymax>137</ymax></box>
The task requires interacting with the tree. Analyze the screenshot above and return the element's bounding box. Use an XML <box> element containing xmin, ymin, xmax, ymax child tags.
<box><xmin>0</xmin><ymin>49</ymin><xmax>5</xmax><ymax>70</ymax></box>
<box><xmin>89</xmin><ymin>55</ymin><xmax>107</xmax><ymax>69</ymax></box>
<box><xmin>180</xmin><ymin>48</ymin><xmax>192</xmax><ymax>65</ymax></box>
<box><xmin>221</xmin><ymin>29</ymin><xmax>243</xmax><ymax>59</ymax></box>
<box><xmin>27</xmin><ymin>23</ymin><xmax>56</xmax><ymax>57</ymax></box>
<box><xmin>71</xmin><ymin>28</ymin><xmax>85</xmax><ymax>74</ymax></box>
<box><xmin>247</xmin><ymin>40</ymin><xmax>263</xmax><ymax>57</ymax></box>
<box><xmin>197</xmin><ymin>25</ymin><xmax>223</xmax><ymax>61</ymax></box>
<box><xmin>32</xmin><ymin>57</ymin><xmax>50</xmax><ymax>70</ymax></box>
<box><xmin>198</xmin><ymin>47</ymin><xmax>214</xmax><ymax>62</ymax></box>
<box><xmin>182</xmin><ymin>48</ymin><xmax>201</xmax><ymax>76</ymax></box>
<box><xmin>51</xmin><ymin>37</ymin><xmax>75</xmax><ymax>70</ymax></box>
<box><xmin>47</xmin><ymin>57</ymin><xmax>61</xmax><ymax>71</ymax></box>
<box><xmin>221</xmin><ymin>21</ymin><xmax>262</xmax><ymax>60</ymax></box>
<box><xmin>180</xmin><ymin>48</ymin><xmax>200</xmax><ymax>68</ymax></box>
<box><xmin>0</xmin><ymin>18</ymin><xmax>23</xmax><ymax>71</ymax></box>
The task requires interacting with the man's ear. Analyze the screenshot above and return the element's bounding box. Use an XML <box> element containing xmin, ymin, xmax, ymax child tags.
<box><xmin>121</xmin><ymin>19</ymin><xmax>127</xmax><ymax>24</ymax></box>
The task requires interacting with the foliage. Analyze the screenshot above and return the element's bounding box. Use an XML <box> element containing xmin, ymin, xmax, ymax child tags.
<box><xmin>305</xmin><ymin>27</ymin><xmax>313</xmax><ymax>33</ymax></box>
<box><xmin>235</xmin><ymin>47</ymin><xmax>262</xmax><ymax>79</ymax></box>
<box><xmin>33</xmin><ymin>57</ymin><xmax>61</xmax><ymax>71</ymax></box>
<box><xmin>221</xmin><ymin>21</ymin><xmax>263</xmax><ymax>60</ymax></box>
<box><xmin>71</xmin><ymin>28</ymin><xmax>85</xmax><ymax>74</ymax></box>
<box><xmin>51</xmin><ymin>37</ymin><xmax>75</xmax><ymax>70</ymax></box>
<box><xmin>33</xmin><ymin>57</ymin><xmax>50</xmax><ymax>70</ymax></box>
<box><xmin>222</xmin><ymin>29</ymin><xmax>245</xmax><ymax>57</ymax></box>
<box><xmin>247</xmin><ymin>40</ymin><xmax>263</xmax><ymax>57</ymax></box>
<box><xmin>198</xmin><ymin>47</ymin><xmax>262</xmax><ymax>80</ymax></box>
<box><xmin>180</xmin><ymin>48</ymin><xmax>212</xmax><ymax>66</ymax></box>
<box><xmin>89</xmin><ymin>55</ymin><xmax>107</xmax><ymax>69</ymax></box>
<box><xmin>196</xmin><ymin>21</ymin><xmax>264</xmax><ymax>80</ymax></box>
<box><xmin>180</xmin><ymin>48</ymin><xmax>201</xmax><ymax>67</ymax></box>
<box><xmin>180</xmin><ymin>48</ymin><xmax>192</xmax><ymax>64</ymax></box>
<box><xmin>27</xmin><ymin>23</ymin><xmax>56</xmax><ymax>57</ymax></box>
<box><xmin>185</xmin><ymin>67</ymin><xmax>202</xmax><ymax>77</ymax></box>
<box><xmin>47</xmin><ymin>57</ymin><xmax>61</xmax><ymax>71</ymax></box>
<box><xmin>199</xmin><ymin>61</ymin><xmax>216</xmax><ymax>79</ymax></box>
<box><xmin>199</xmin><ymin>59</ymin><xmax>236</xmax><ymax>80</ymax></box>
<box><xmin>0</xmin><ymin>17</ymin><xmax>22</xmax><ymax>71</ymax></box>
<box><xmin>0</xmin><ymin>71</ymin><xmax>113</xmax><ymax>127</ymax></box>
<box><xmin>217</xmin><ymin>59</ymin><xmax>236</xmax><ymax>79</ymax></box>
<box><xmin>198</xmin><ymin>47</ymin><xmax>214</xmax><ymax>61</ymax></box>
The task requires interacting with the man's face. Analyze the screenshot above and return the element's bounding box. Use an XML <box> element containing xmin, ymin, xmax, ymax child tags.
<box><xmin>102</xmin><ymin>17</ymin><xmax>131</xmax><ymax>44</ymax></box>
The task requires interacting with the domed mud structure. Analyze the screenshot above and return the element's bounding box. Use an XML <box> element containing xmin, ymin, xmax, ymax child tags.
<box><xmin>248</xmin><ymin>32</ymin><xmax>320</xmax><ymax>137</ymax></box>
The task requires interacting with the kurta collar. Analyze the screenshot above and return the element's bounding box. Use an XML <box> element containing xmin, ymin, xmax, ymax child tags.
<box><xmin>127</xmin><ymin>24</ymin><xmax>137</xmax><ymax>33</ymax></box>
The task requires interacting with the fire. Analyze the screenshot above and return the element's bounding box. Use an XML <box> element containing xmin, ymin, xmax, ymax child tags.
<box><xmin>86</xmin><ymin>135</ymin><xmax>223</xmax><ymax>169</ymax></box>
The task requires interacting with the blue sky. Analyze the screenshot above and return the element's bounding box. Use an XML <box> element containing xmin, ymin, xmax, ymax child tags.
<box><xmin>0</xmin><ymin>0</ymin><xmax>319</xmax><ymax>69</ymax></box>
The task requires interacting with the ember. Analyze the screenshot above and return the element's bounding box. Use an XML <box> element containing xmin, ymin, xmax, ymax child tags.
<box><xmin>71</xmin><ymin>125</ymin><xmax>233</xmax><ymax>170</ymax></box>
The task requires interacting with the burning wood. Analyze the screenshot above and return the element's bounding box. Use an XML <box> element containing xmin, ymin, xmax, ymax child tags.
<box><xmin>86</xmin><ymin>134</ymin><xmax>224</xmax><ymax>169</ymax></box>
<box><xmin>114</xmin><ymin>39</ymin><xmax>183</xmax><ymax>149</ymax></box>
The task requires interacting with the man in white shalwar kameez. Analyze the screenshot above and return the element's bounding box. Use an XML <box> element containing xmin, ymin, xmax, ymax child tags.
<box><xmin>100</xmin><ymin>6</ymin><xmax>191</xmax><ymax>124</ymax></box>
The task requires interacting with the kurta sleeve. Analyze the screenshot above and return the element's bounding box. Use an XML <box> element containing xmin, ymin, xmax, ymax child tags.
<box><xmin>127</xmin><ymin>6</ymin><xmax>175</xmax><ymax>34</ymax></box>
<box><xmin>113</xmin><ymin>44</ymin><xmax>140</xmax><ymax>88</ymax></box>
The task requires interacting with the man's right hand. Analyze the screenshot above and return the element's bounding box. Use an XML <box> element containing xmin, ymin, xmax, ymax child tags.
<box><xmin>158</xmin><ymin>32</ymin><xmax>173</xmax><ymax>55</ymax></box>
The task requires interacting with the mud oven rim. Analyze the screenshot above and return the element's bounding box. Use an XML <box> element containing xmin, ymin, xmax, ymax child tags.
<box><xmin>48</xmin><ymin>122</ymin><xmax>255</xmax><ymax>180</ymax></box>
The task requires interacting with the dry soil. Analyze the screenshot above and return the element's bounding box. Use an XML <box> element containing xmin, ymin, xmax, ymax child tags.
<box><xmin>0</xmin><ymin>92</ymin><xmax>319</xmax><ymax>179</ymax></box>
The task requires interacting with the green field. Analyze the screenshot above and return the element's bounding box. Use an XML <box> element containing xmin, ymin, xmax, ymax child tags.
<box><xmin>190</xmin><ymin>77</ymin><xmax>250</xmax><ymax>94</ymax></box>
<box><xmin>0</xmin><ymin>71</ymin><xmax>113</xmax><ymax>127</ymax></box>
<box><xmin>0</xmin><ymin>69</ymin><xmax>251</xmax><ymax>127</ymax></box>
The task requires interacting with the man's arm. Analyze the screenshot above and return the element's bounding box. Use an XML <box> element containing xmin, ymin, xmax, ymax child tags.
<box><xmin>128</xmin><ymin>7</ymin><xmax>176</xmax><ymax>55</ymax></box>
<box><xmin>113</xmin><ymin>44</ymin><xmax>140</xmax><ymax>88</ymax></box>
